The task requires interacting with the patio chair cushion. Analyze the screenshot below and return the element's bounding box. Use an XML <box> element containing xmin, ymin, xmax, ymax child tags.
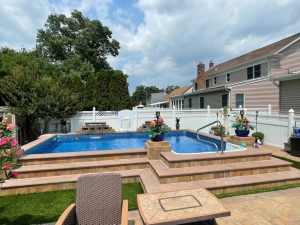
<box><xmin>76</xmin><ymin>173</ymin><xmax>122</xmax><ymax>225</ymax></box>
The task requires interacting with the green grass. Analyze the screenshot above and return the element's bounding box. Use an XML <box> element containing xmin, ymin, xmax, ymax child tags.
<box><xmin>0</xmin><ymin>183</ymin><xmax>143</xmax><ymax>225</ymax></box>
<box><xmin>216</xmin><ymin>183</ymin><xmax>300</xmax><ymax>198</ymax></box>
<box><xmin>272</xmin><ymin>155</ymin><xmax>300</xmax><ymax>169</ymax></box>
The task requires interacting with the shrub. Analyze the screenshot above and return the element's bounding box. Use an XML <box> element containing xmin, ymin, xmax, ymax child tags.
<box><xmin>211</xmin><ymin>124</ymin><xmax>226</xmax><ymax>137</ymax></box>
<box><xmin>252</xmin><ymin>132</ymin><xmax>264</xmax><ymax>142</ymax></box>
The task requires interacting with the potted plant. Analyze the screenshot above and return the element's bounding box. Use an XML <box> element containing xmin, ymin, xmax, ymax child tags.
<box><xmin>210</xmin><ymin>124</ymin><xmax>226</xmax><ymax>137</ymax></box>
<box><xmin>146</xmin><ymin>117</ymin><xmax>169</xmax><ymax>142</ymax></box>
<box><xmin>0</xmin><ymin>117</ymin><xmax>22</xmax><ymax>181</ymax></box>
<box><xmin>252</xmin><ymin>132</ymin><xmax>265</xmax><ymax>143</ymax></box>
<box><xmin>232</xmin><ymin>115</ymin><xmax>254</xmax><ymax>137</ymax></box>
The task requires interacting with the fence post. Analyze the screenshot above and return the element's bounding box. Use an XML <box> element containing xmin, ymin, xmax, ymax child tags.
<box><xmin>244</xmin><ymin>107</ymin><xmax>247</xmax><ymax>116</ymax></box>
<box><xmin>134</xmin><ymin>107</ymin><xmax>138</xmax><ymax>131</ymax></box>
<box><xmin>288</xmin><ymin>109</ymin><xmax>295</xmax><ymax>138</ymax></box>
<box><xmin>207</xmin><ymin>105</ymin><xmax>210</xmax><ymax>115</ymax></box>
<box><xmin>267</xmin><ymin>104</ymin><xmax>272</xmax><ymax>115</ymax></box>
<box><xmin>92</xmin><ymin>107</ymin><xmax>96</xmax><ymax>122</ymax></box>
<box><xmin>172</xmin><ymin>106</ymin><xmax>176</xmax><ymax>130</ymax></box>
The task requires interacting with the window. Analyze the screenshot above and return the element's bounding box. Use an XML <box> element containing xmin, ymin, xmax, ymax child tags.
<box><xmin>189</xmin><ymin>98</ymin><xmax>192</xmax><ymax>108</ymax></box>
<box><xmin>254</xmin><ymin>64</ymin><xmax>261</xmax><ymax>78</ymax></box>
<box><xmin>247</xmin><ymin>64</ymin><xmax>261</xmax><ymax>79</ymax></box>
<box><xmin>226</xmin><ymin>73</ymin><xmax>230</xmax><ymax>83</ymax></box>
<box><xmin>206</xmin><ymin>79</ymin><xmax>209</xmax><ymax>88</ymax></box>
<box><xmin>235</xmin><ymin>94</ymin><xmax>244</xmax><ymax>108</ymax></box>
<box><xmin>194</xmin><ymin>82</ymin><xmax>198</xmax><ymax>91</ymax></box>
<box><xmin>200</xmin><ymin>97</ymin><xmax>204</xmax><ymax>109</ymax></box>
<box><xmin>247</xmin><ymin>67</ymin><xmax>253</xmax><ymax>80</ymax></box>
<box><xmin>182</xmin><ymin>100</ymin><xmax>184</xmax><ymax>109</ymax></box>
<box><xmin>214</xmin><ymin>77</ymin><xmax>217</xmax><ymax>85</ymax></box>
<box><xmin>222</xmin><ymin>94</ymin><xmax>228</xmax><ymax>107</ymax></box>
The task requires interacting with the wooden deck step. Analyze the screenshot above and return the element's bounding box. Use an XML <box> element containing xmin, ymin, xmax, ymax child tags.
<box><xmin>150</xmin><ymin>157</ymin><xmax>292</xmax><ymax>183</ymax></box>
<box><xmin>16</xmin><ymin>158</ymin><xmax>149</xmax><ymax>178</ymax></box>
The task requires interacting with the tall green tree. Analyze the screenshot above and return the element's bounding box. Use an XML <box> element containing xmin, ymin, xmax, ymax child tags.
<box><xmin>36</xmin><ymin>10</ymin><xmax>120</xmax><ymax>71</ymax></box>
<box><xmin>165</xmin><ymin>85</ymin><xmax>180</xmax><ymax>94</ymax></box>
<box><xmin>108</xmin><ymin>70</ymin><xmax>132</xmax><ymax>111</ymax></box>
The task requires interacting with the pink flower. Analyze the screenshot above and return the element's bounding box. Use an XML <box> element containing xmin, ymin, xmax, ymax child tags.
<box><xmin>11</xmin><ymin>138</ymin><xmax>17</xmax><ymax>147</ymax></box>
<box><xmin>15</xmin><ymin>151</ymin><xmax>22</xmax><ymax>157</ymax></box>
<box><xmin>1</xmin><ymin>120</ymin><xmax>7</xmax><ymax>126</ymax></box>
<box><xmin>2</xmin><ymin>163</ymin><xmax>11</xmax><ymax>170</ymax></box>
<box><xmin>6</xmin><ymin>124</ymin><xmax>14</xmax><ymax>131</ymax></box>
<box><xmin>158</xmin><ymin>118</ymin><xmax>164</xmax><ymax>125</ymax></box>
<box><xmin>150</xmin><ymin>120</ymin><xmax>156</xmax><ymax>128</ymax></box>
<box><xmin>0</xmin><ymin>136</ymin><xmax>9</xmax><ymax>146</ymax></box>
<box><xmin>11</xmin><ymin>171</ymin><xmax>18</xmax><ymax>178</ymax></box>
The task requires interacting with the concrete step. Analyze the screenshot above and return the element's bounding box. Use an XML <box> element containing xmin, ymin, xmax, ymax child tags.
<box><xmin>16</xmin><ymin>158</ymin><xmax>149</xmax><ymax>179</ymax></box>
<box><xmin>149</xmin><ymin>157</ymin><xmax>292</xmax><ymax>184</ymax></box>
<box><xmin>161</xmin><ymin>150</ymin><xmax>272</xmax><ymax>168</ymax></box>
<box><xmin>20</xmin><ymin>148</ymin><xmax>147</xmax><ymax>166</ymax></box>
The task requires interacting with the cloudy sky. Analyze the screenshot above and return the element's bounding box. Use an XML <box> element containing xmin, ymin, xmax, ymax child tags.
<box><xmin>1</xmin><ymin>0</ymin><xmax>300</xmax><ymax>93</ymax></box>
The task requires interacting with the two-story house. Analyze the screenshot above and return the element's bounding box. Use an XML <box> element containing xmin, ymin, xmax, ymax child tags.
<box><xmin>171</xmin><ymin>32</ymin><xmax>300</xmax><ymax>113</ymax></box>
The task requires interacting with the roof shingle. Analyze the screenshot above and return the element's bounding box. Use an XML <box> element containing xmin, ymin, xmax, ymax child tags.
<box><xmin>206</xmin><ymin>32</ymin><xmax>300</xmax><ymax>76</ymax></box>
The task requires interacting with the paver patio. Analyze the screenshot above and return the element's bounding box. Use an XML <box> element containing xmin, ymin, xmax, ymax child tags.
<box><xmin>127</xmin><ymin>188</ymin><xmax>300</xmax><ymax>225</ymax></box>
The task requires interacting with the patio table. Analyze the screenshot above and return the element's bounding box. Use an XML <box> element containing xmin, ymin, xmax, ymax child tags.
<box><xmin>137</xmin><ymin>188</ymin><xmax>230</xmax><ymax>225</ymax></box>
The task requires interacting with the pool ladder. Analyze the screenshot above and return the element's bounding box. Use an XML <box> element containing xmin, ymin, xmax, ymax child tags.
<box><xmin>196</xmin><ymin>120</ymin><xmax>225</xmax><ymax>155</ymax></box>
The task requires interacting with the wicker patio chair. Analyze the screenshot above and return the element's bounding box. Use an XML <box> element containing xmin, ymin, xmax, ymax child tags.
<box><xmin>56</xmin><ymin>173</ymin><xmax>128</xmax><ymax>225</ymax></box>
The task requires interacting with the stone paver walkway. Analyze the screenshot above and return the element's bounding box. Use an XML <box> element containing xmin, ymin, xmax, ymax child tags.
<box><xmin>261</xmin><ymin>144</ymin><xmax>300</xmax><ymax>162</ymax></box>
<box><xmin>216</xmin><ymin>187</ymin><xmax>300</xmax><ymax>225</ymax></box>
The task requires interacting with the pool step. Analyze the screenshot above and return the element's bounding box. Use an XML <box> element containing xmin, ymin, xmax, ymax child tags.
<box><xmin>2</xmin><ymin>168</ymin><xmax>300</xmax><ymax>196</ymax></box>
<box><xmin>20</xmin><ymin>148</ymin><xmax>147</xmax><ymax>166</ymax></box>
<box><xmin>161</xmin><ymin>150</ymin><xmax>272</xmax><ymax>168</ymax></box>
<box><xmin>16</xmin><ymin>158</ymin><xmax>149</xmax><ymax>179</ymax></box>
<box><xmin>149</xmin><ymin>157</ymin><xmax>292</xmax><ymax>184</ymax></box>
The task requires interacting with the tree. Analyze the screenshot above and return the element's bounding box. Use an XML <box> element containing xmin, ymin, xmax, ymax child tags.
<box><xmin>0</xmin><ymin>50</ymin><xmax>79</xmax><ymax>141</ymax></box>
<box><xmin>36</xmin><ymin>10</ymin><xmax>120</xmax><ymax>71</ymax></box>
<box><xmin>108</xmin><ymin>70</ymin><xmax>132</xmax><ymax>111</ymax></box>
<box><xmin>165</xmin><ymin>85</ymin><xmax>180</xmax><ymax>94</ymax></box>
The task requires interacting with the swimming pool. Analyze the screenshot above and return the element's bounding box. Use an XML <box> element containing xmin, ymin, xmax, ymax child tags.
<box><xmin>25</xmin><ymin>131</ymin><xmax>245</xmax><ymax>154</ymax></box>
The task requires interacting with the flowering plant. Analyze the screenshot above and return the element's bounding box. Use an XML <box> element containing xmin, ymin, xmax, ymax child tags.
<box><xmin>232</xmin><ymin>115</ymin><xmax>254</xmax><ymax>131</ymax></box>
<box><xmin>0</xmin><ymin>116</ymin><xmax>22</xmax><ymax>180</ymax></box>
<box><xmin>146</xmin><ymin>117</ymin><xmax>169</xmax><ymax>141</ymax></box>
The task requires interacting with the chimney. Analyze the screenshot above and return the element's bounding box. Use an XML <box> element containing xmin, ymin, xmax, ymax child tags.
<box><xmin>197</xmin><ymin>62</ymin><xmax>206</xmax><ymax>90</ymax></box>
<box><xmin>209</xmin><ymin>60</ymin><xmax>214</xmax><ymax>69</ymax></box>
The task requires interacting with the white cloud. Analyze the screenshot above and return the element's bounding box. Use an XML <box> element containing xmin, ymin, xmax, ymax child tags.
<box><xmin>1</xmin><ymin>0</ymin><xmax>300</xmax><ymax>93</ymax></box>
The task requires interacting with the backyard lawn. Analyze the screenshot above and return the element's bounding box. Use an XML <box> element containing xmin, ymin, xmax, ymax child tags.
<box><xmin>0</xmin><ymin>183</ymin><xmax>143</xmax><ymax>225</ymax></box>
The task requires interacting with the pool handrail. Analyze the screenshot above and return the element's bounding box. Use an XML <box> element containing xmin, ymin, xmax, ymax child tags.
<box><xmin>196</xmin><ymin>120</ymin><xmax>225</xmax><ymax>154</ymax></box>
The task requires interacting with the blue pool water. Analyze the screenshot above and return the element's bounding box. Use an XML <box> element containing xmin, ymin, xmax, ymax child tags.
<box><xmin>25</xmin><ymin>131</ymin><xmax>244</xmax><ymax>154</ymax></box>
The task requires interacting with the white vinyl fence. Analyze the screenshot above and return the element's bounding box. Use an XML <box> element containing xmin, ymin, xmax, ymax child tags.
<box><xmin>41</xmin><ymin>105</ymin><xmax>298</xmax><ymax>149</ymax></box>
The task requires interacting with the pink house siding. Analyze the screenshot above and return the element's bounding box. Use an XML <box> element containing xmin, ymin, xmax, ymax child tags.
<box><xmin>230</xmin><ymin>80</ymin><xmax>279</xmax><ymax>111</ymax></box>
<box><xmin>271</xmin><ymin>39</ymin><xmax>300</xmax><ymax>76</ymax></box>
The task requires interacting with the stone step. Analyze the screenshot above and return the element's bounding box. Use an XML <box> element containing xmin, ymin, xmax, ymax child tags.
<box><xmin>2</xmin><ymin>168</ymin><xmax>300</xmax><ymax>196</ymax></box>
<box><xmin>149</xmin><ymin>157</ymin><xmax>292</xmax><ymax>184</ymax></box>
<box><xmin>145</xmin><ymin>168</ymin><xmax>300</xmax><ymax>195</ymax></box>
<box><xmin>0</xmin><ymin>169</ymin><xmax>145</xmax><ymax>196</ymax></box>
<box><xmin>161</xmin><ymin>149</ymin><xmax>272</xmax><ymax>168</ymax></box>
<box><xmin>20</xmin><ymin>148</ymin><xmax>147</xmax><ymax>166</ymax></box>
<box><xmin>16</xmin><ymin>158</ymin><xmax>149</xmax><ymax>179</ymax></box>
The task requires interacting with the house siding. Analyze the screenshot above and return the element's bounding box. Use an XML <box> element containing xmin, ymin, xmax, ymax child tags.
<box><xmin>271</xmin><ymin>39</ymin><xmax>300</xmax><ymax>76</ymax></box>
<box><xmin>206</xmin><ymin>62</ymin><xmax>269</xmax><ymax>88</ymax></box>
<box><xmin>183</xmin><ymin>91</ymin><xmax>228</xmax><ymax>109</ymax></box>
<box><xmin>279</xmin><ymin>79</ymin><xmax>300</xmax><ymax>114</ymax></box>
<box><xmin>230</xmin><ymin>80</ymin><xmax>279</xmax><ymax>111</ymax></box>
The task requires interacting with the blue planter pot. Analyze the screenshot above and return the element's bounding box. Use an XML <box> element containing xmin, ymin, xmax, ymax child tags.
<box><xmin>153</xmin><ymin>133</ymin><xmax>165</xmax><ymax>142</ymax></box>
<box><xmin>235</xmin><ymin>129</ymin><xmax>250</xmax><ymax>137</ymax></box>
